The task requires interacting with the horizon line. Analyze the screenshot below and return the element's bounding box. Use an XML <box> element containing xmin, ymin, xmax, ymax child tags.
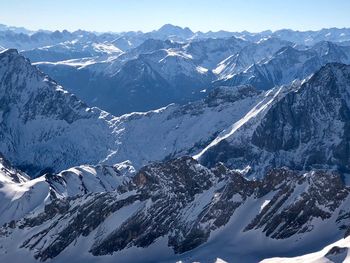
<box><xmin>1</xmin><ymin>22</ymin><xmax>350</xmax><ymax>35</ymax></box>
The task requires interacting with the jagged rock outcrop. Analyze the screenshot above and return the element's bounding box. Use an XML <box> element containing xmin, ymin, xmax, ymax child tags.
<box><xmin>199</xmin><ymin>63</ymin><xmax>350</xmax><ymax>177</ymax></box>
<box><xmin>0</xmin><ymin>153</ymin><xmax>134</xmax><ymax>226</ymax></box>
<box><xmin>1</xmin><ymin>157</ymin><xmax>349</xmax><ymax>263</ymax></box>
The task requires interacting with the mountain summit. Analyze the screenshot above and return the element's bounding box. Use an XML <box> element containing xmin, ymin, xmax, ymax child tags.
<box><xmin>156</xmin><ymin>23</ymin><xmax>194</xmax><ymax>38</ymax></box>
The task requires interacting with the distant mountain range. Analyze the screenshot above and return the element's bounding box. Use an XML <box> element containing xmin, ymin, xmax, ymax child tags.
<box><xmin>1</xmin><ymin>23</ymin><xmax>349</xmax><ymax>115</ymax></box>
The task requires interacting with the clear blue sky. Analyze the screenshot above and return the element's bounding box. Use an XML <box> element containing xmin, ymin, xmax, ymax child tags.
<box><xmin>1</xmin><ymin>0</ymin><xmax>350</xmax><ymax>33</ymax></box>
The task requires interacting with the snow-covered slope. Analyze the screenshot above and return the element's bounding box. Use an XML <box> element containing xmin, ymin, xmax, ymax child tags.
<box><xmin>217</xmin><ymin>41</ymin><xmax>350</xmax><ymax>90</ymax></box>
<box><xmin>183</xmin><ymin>37</ymin><xmax>249</xmax><ymax>69</ymax></box>
<box><xmin>217</xmin><ymin>46</ymin><xmax>320</xmax><ymax>89</ymax></box>
<box><xmin>0</xmin><ymin>48</ymin><xmax>119</xmax><ymax>176</ymax></box>
<box><xmin>0</xmin><ymin>49</ymin><xmax>264</xmax><ymax>176</ymax></box>
<box><xmin>0</xmin><ymin>152</ymin><xmax>134</xmax><ymax>225</ymax></box>
<box><xmin>95</xmin><ymin>48</ymin><xmax>214</xmax><ymax>114</ymax></box>
<box><xmin>198</xmin><ymin>63</ymin><xmax>350</xmax><ymax>178</ymax></box>
<box><xmin>107</xmin><ymin>85</ymin><xmax>262</xmax><ymax>166</ymax></box>
<box><xmin>262</xmin><ymin>236</ymin><xmax>350</xmax><ymax>263</ymax></box>
<box><xmin>21</xmin><ymin>40</ymin><xmax>123</xmax><ymax>63</ymax></box>
<box><xmin>214</xmin><ymin>37</ymin><xmax>293</xmax><ymax>80</ymax></box>
<box><xmin>312</xmin><ymin>40</ymin><xmax>350</xmax><ymax>63</ymax></box>
<box><xmin>0</xmin><ymin>153</ymin><xmax>34</xmax><ymax>225</ymax></box>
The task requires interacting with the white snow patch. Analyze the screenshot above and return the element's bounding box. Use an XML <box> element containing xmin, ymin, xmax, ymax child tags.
<box><xmin>260</xmin><ymin>200</ymin><xmax>271</xmax><ymax>212</ymax></box>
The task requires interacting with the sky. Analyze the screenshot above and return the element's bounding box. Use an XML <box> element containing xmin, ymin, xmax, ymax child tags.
<box><xmin>1</xmin><ymin>0</ymin><xmax>350</xmax><ymax>33</ymax></box>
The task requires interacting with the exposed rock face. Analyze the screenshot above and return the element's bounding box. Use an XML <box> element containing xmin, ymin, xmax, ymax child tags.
<box><xmin>199</xmin><ymin>63</ymin><xmax>350</xmax><ymax>177</ymax></box>
<box><xmin>0</xmin><ymin>152</ymin><xmax>29</xmax><ymax>183</ymax></box>
<box><xmin>0</xmin><ymin>49</ymin><xmax>117</xmax><ymax>176</ymax></box>
<box><xmin>245</xmin><ymin>169</ymin><xmax>349</xmax><ymax>239</ymax></box>
<box><xmin>1</xmin><ymin>157</ymin><xmax>349</xmax><ymax>262</ymax></box>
